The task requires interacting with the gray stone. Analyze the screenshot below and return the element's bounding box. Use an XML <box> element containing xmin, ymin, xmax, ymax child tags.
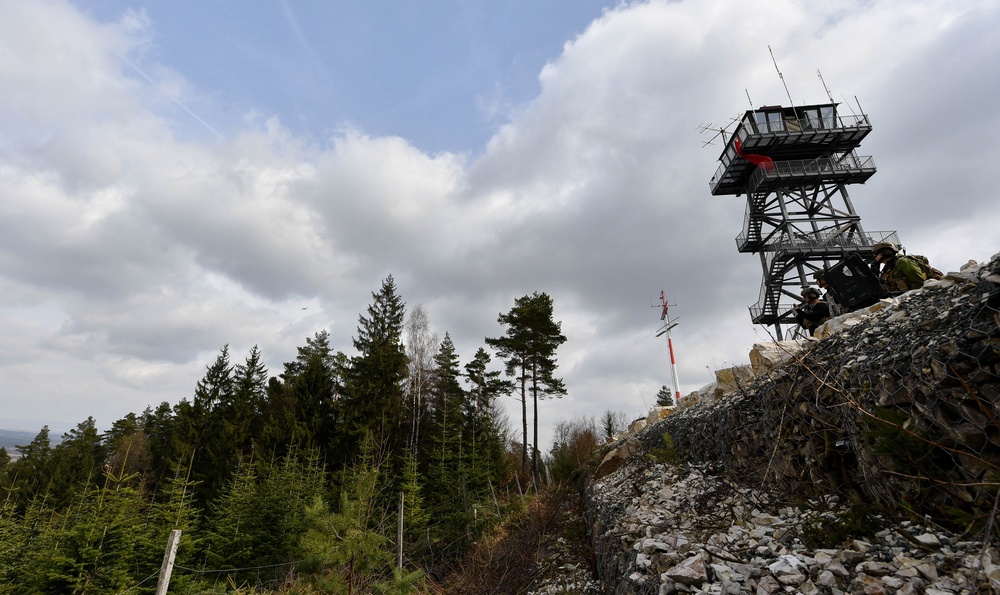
<box><xmin>816</xmin><ymin>569</ymin><xmax>838</xmax><ymax>588</ymax></box>
<box><xmin>664</xmin><ymin>554</ymin><xmax>708</xmax><ymax>586</ymax></box>
<box><xmin>825</xmin><ymin>559</ymin><xmax>850</xmax><ymax>578</ymax></box>
<box><xmin>776</xmin><ymin>572</ymin><xmax>806</xmax><ymax>586</ymax></box>
<box><xmin>658</xmin><ymin>577</ymin><xmax>677</xmax><ymax>595</ymax></box>
<box><xmin>755</xmin><ymin>574</ymin><xmax>781</xmax><ymax>594</ymax></box>
<box><xmin>914</xmin><ymin>533</ymin><xmax>941</xmax><ymax>547</ymax></box>
<box><xmin>857</xmin><ymin>561</ymin><xmax>897</xmax><ymax>576</ymax></box>
<box><xmin>915</xmin><ymin>560</ymin><xmax>938</xmax><ymax>581</ymax></box>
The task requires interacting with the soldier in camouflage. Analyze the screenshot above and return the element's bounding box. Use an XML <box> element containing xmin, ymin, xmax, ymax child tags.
<box><xmin>812</xmin><ymin>270</ymin><xmax>845</xmax><ymax>316</ymax></box>
<box><xmin>873</xmin><ymin>242</ymin><xmax>925</xmax><ymax>294</ymax></box>
<box><xmin>793</xmin><ymin>287</ymin><xmax>831</xmax><ymax>336</ymax></box>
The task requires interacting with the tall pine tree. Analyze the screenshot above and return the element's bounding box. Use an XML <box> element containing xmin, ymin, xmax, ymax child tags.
<box><xmin>486</xmin><ymin>292</ymin><xmax>566</xmax><ymax>482</ymax></box>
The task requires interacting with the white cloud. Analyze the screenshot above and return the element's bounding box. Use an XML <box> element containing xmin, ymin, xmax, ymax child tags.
<box><xmin>0</xmin><ymin>0</ymin><xmax>997</xmax><ymax>449</ymax></box>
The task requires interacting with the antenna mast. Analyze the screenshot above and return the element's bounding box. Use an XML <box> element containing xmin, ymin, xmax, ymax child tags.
<box><xmin>768</xmin><ymin>45</ymin><xmax>795</xmax><ymax>109</ymax></box>
<box><xmin>817</xmin><ymin>69</ymin><xmax>835</xmax><ymax>103</ymax></box>
<box><xmin>654</xmin><ymin>291</ymin><xmax>682</xmax><ymax>403</ymax></box>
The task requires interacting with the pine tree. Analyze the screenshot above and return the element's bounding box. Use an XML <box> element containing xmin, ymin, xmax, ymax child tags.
<box><xmin>291</xmin><ymin>332</ymin><xmax>342</xmax><ymax>449</ymax></box>
<box><xmin>486</xmin><ymin>292</ymin><xmax>567</xmax><ymax>481</ymax></box>
<box><xmin>194</xmin><ymin>344</ymin><xmax>234</xmax><ymax>413</ymax></box>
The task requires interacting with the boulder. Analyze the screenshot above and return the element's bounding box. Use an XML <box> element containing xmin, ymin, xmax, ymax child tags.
<box><xmin>593</xmin><ymin>436</ymin><xmax>641</xmax><ymax>480</ymax></box>
<box><xmin>664</xmin><ymin>553</ymin><xmax>708</xmax><ymax>586</ymax></box>
<box><xmin>749</xmin><ymin>340</ymin><xmax>807</xmax><ymax>375</ymax></box>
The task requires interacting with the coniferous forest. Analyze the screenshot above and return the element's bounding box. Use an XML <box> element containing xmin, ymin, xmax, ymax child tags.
<box><xmin>0</xmin><ymin>276</ymin><xmax>586</xmax><ymax>594</ymax></box>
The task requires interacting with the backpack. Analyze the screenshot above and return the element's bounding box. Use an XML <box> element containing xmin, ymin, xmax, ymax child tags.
<box><xmin>902</xmin><ymin>254</ymin><xmax>943</xmax><ymax>280</ymax></box>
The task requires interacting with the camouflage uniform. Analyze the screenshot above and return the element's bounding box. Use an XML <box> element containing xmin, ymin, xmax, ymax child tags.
<box><xmin>795</xmin><ymin>301</ymin><xmax>831</xmax><ymax>335</ymax></box>
<box><xmin>794</xmin><ymin>288</ymin><xmax>831</xmax><ymax>336</ymax></box>
<box><xmin>880</xmin><ymin>256</ymin><xmax>926</xmax><ymax>293</ymax></box>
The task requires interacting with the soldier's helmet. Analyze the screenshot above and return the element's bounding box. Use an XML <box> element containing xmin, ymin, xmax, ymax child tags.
<box><xmin>872</xmin><ymin>242</ymin><xmax>899</xmax><ymax>260</ymax></box>
<box><xmin>801</xmin><ymin>287</ymin><xmax>821</xmax><ymax>299</ymax></box>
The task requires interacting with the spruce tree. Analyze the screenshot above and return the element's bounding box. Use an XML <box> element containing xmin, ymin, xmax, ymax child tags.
<box><xmin>7</xmin><ymin>426</ymin><xmax>53</xmax><ymax>509</ymax></box>
<box><xmin>231</xmin><ymin>344</ymin><xmax>269</xmax><ymax>450</ymax></box>
<box><xmin>463</xmin><ymin>348</ymin><xmax>512</xmax><ymax>502</ymax></box>
<box><xmin>422</xmin><ymin>334</ymin><xmax>469</xmax><ymax>551</ymax></box>
<box><xmin>341</xmin><ymin>276</ymin><xmax>408</xmax><ymax>470</ymax></box>
<box><xmin>655</xmin><ymin>384</ymin><xmax>675</xmax><ymax>407</ymax></box>
<box><xmin>299</xmin><ymin>437</ymin><xmax>395</xmax><ymax>593</ymax></box>
<box><xmin>174</xmin><ymin>345</ymin><xmax>236</xmax><ymax>505</ymax></box>
<box><xmin>46</xmin><ymin>418</ymin><xmax>106</xmax><ymax>510</ymax></box>
<box><xmin>139</xmin><ymin>402</ymin><xmax>177</xmax><ymax>492</ymax></box>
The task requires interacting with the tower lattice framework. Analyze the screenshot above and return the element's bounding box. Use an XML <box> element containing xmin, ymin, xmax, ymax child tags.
<box><xmin>709</xmin><ymin>102</ymin><xmax>897</xmax><ymax>339</ymax></box>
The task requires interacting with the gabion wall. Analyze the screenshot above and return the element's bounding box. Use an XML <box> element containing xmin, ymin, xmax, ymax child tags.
<box><xmin>652</xmin><ymin>252</ymin><xmax>1000</xmax><ymax>530</ymax></box>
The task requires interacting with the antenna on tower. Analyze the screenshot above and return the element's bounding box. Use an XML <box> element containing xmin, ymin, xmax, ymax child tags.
<box><xmin>840</xmin><ymin>94</ymin><xmax>859</xmax><ymax>118</ymax></box>
<box><xmin>768</xmin><ymin>45</ymin><xmax>795</xmax><ymax>109</ymax></box>
<box><xmin>653</xmin><ymin>291</ymin><xmax>682</xmax><ymax>404</ymax></box>
<box><xmin>817</xmin><ymin>69</ymin><xmax>835</xmax><ymax>103</ymax></box>
<box><xmin>745</xmin><ymin>89</ymin><xmax>754</xmax><ymax>109</ymax></box>
<box><xmin>698</xmin><ymin>114</ymin><xmax>740</xmax><ymax>148</ymax></box>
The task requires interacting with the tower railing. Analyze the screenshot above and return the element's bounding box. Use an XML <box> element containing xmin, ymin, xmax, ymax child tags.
<box><xmin>740</xmin><ymin>112</ymin><xmax>871</xmax><ymax>136</ymax></box>
<box><xmin>746</xmin><ymin>230</ymin><xmax>900</xmax><ymax>322</ymax></box>
<box><xmin>746</xmin><ymin>155</ymin><xmax>875</xmax><ymax>194</ymax></box>
<box><xmin>737</xmin><ymin>228</ymin><xmax>898</xmax><ymax>254</ymax></box>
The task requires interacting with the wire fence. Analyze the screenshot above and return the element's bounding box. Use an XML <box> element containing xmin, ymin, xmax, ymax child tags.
<box><xmin>170</xmin><ymin>561</ymin><xmax>301</xmax><ymax>594</ymax></box>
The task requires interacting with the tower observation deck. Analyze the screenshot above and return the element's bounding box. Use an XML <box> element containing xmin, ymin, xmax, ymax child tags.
<box><xmin>709</xmin><ymin>102</ymin><xmax>897</xmax><ymax>339</ymax></box>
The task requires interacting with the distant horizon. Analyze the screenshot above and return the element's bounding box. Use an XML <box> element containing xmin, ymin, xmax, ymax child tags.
<box><xmin>0</xmin><ymin>418</ymin><xmax>74</xmax><ymax>435</ymax></box>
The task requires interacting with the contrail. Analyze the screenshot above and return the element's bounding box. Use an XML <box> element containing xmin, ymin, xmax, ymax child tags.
<box><xmin>279</xmin><ymin>0</ymin><xmax>333</xmax><ymax>90</ymax></box>
<box><xmin>120</xmin><ymin>55</ymin><xmax>223</xmax><ymax>140</ymax></box>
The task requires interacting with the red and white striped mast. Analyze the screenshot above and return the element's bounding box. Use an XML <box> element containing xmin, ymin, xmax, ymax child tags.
<box><xmin>655</xmin><ymin>291</ymin><xmax>682</xmax><ymax>403</ymax></box>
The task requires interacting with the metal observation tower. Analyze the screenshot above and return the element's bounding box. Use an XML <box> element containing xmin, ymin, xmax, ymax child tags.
<box><xmin>709</xmin><ymin>102</ymin><xmax>897</xmax><ymax>339</ymax></box>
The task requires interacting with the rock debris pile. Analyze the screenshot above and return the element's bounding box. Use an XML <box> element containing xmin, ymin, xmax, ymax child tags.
<box><xmin>588</xmin><ymin>461</ymin><xmax>999</xmax><ymax>594</ymax></box>
<box><xmin>526</xmin><ymin>532</ymin><xmax>602</xmax><ymax>595</ymax></box>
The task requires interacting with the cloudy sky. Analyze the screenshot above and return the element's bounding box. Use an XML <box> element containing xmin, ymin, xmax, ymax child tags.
<box><xmin>2</xmin><ymin>0</ymin><xmax>998</xmax><ymax>447</ymax></box>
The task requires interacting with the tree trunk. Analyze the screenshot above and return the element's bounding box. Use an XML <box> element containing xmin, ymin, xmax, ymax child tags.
<box><xmin>531</xmin><ymin>359</ymin><xmax>539</xmax><ymax>483</ymax></box>
<box><xmin>520</xmin><ymin>356</ymin><xmax>528</xmax><ymax>473</ymax></box>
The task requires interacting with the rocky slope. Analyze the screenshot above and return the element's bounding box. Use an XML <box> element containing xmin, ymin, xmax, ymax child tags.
<box><xmin>574</xmin><ymin>251</ymin><xmax>1000</xmax><ymax>594</ymax></box>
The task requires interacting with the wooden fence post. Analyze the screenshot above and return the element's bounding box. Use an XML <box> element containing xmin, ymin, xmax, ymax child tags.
<box><xmin>155</xmin><ymin>529</ymin><xmax>182</xmax><ymax>595</ymax></box>
<box><xmin>397</xmin><ymin>492</ymin><xmax>404</xmax><ymax>569</ymax></box>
